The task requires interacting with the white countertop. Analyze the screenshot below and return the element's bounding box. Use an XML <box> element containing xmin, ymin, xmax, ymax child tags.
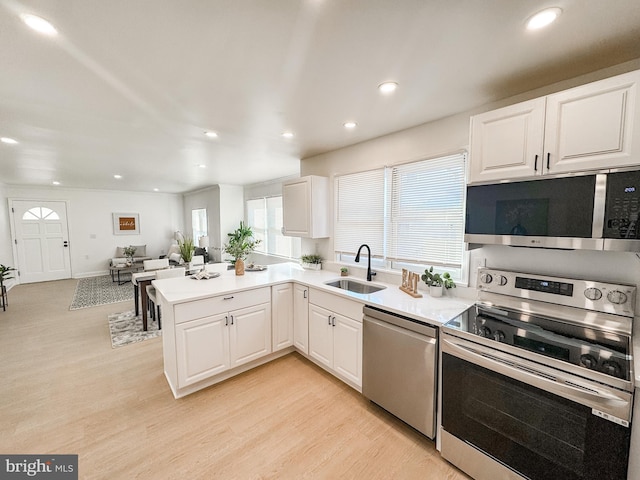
<box><xmin>153</xmin><ymin>262</ymin><xmax>473</xmax><ymax>327</ymax></box>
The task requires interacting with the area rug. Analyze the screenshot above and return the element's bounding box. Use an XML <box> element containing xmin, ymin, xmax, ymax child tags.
<box><xmin>107</xmin><ymin>310</ymin><xmax>161</xmax><ymax>348</ymax></box>
<box><xmin>70</xmin><ymin>275</ymin><xmax>134</xmax><ymax>310</ymax></box>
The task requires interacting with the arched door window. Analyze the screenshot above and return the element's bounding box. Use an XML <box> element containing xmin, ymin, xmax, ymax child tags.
<box><xmin>22</xmin><ymin>207</ymin><xmax>60</xmax><ymax>220</ymax></box>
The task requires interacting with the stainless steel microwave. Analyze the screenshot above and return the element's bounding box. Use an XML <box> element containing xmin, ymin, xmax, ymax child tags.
<box><xmin>465</xmin><ymin>168</ymin><xmax>640</xmax><ymax>251</ymax></box>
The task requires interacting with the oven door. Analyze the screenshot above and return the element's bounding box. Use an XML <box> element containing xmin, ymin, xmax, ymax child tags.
<box><xmin>441</xmin><ymin>334</ymin><xmax>632</xmax><ymax>480</ymax></box>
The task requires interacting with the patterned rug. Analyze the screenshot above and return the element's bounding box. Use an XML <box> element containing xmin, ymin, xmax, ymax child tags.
<box><xmin>107</xmin><ymin>310</ymin><xmax>162</xmax><ymax>348</ymax></box>
<box><xmin>70</xmin><ymin>275</ymin><xmax>134</xmax><ymax>310</ymax></box>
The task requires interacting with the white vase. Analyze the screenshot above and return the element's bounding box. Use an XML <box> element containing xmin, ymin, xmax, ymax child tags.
<box><xmin>302</xmin><ymin>262</ymin><xmax>321</xmax><ymax>271</ymax></box>
<box><xmin>429</xmin><ymin>285</ymin><xmax>444</xmax><ymax>297</ymax></box>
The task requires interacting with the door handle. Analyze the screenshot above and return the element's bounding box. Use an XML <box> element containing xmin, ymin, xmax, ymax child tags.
<box><xmin>534</xmin><ymin>154</ymin><xmax>538</xmax><ymax>171</ymax></box>
<box><xmin>303</xmin><ymin>289</ymin><xmax>307</xmax><ymax>299</ymax></box>
<box><xmin>230</xmin><ymin>315</ymin><xmax>234</xmax><ymax>325</ymax></box>
<box><xmin>332</xmin><ymin>316</ymin><xmax>336</xmax><ymax>327</ymax></box>
<box><xmin>328</xmin><ymin>315</ymin><xmax>332</xmax><ymax>325</ymax></box>
<box><xmin>225</xmin><ymin>315</ymin><xmax>229</xmax><ymax>326</ymax></box>
<box><xmin>546</xmin><ymin>152</ymin><xmax>550</xmax><ymax>170</ymax></box>
<box><xmin>63</xmin><ymin>241</ymin><xmax>69</xmax><ymax>247</ymax></box>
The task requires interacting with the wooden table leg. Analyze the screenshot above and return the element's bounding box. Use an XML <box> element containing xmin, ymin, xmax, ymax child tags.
<box><xmin>134</xmin><ymin>284</ymin><xmax>139</xmax><ymax>316</ymax></box>
<box><xmin>140</xmin><ymin>279</ymin><xmax>149</xmax><ymax>331</ymax></box>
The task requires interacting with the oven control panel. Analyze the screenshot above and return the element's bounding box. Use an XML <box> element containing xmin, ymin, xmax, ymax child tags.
<box><xmin>477</xmin><ymin>268</ymin><xmax>636</xmax><ymax>317</ymax></box>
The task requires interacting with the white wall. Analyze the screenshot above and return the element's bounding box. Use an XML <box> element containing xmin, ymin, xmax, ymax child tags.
<box><xmin>3</xmin><ymin>186</ymin><xmax>183</xmax><ymax>279</ymax></box>
<box><xmin>301</xmin><ymin>59</ymin><xmax>640</xmax><ymax>298</ymax></box>
<box><xmin>183</xmin><ymin>185</ymin><xmax>245</xmax><ymax>263</ymax></box>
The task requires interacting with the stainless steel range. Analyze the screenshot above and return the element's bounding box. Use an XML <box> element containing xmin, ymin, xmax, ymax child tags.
<box><xmin>440</xmin><ymin>268</ymin><xmax>636</xmax><ymax>480</ymax></box>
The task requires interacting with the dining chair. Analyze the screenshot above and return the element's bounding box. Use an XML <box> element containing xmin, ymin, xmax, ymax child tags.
<box><xmin>143</xmin><ymin>258</ymin><xmax>169</xmax><ymax>271</ymax></box>
<box><xmin>205</xmin><ymin>262</ymin><xmax>229</xmax><ymax>273</ymax></box>
<box><xmin>190</xmin><ymin>255</ymin><xmax>205</xmax><ymax>269</ymax></box>
<box><xmin>146</xmin><ymin>267</ymin><xmax>186</xmax><ymax>328</ymax></box>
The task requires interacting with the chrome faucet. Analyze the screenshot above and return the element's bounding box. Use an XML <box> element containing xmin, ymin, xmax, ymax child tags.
<box><xmin>355</xmin><ymin>244</ymin><xmax>376</xmax><ymax>281</ymax></box>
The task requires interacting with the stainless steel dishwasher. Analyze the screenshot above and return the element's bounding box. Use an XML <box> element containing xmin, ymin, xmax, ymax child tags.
<box><xmin>362</xmin><ymin>305</ymin><xmax>438</xmax><ymax>439</ymax></box>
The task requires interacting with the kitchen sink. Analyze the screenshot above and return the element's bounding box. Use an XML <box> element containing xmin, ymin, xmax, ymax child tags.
<box><xmin>324</xmin><ymin>279</ymin><xmax>386</xmax><ymax>295</ymax></box>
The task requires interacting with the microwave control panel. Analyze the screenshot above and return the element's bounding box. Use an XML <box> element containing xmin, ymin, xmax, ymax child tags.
<box><xmin>604</xmin><ymin>170</ymin><xmax>640</xmax><ymax>239</ymax></box>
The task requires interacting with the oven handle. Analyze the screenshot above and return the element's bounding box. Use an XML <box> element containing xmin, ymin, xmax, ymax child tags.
<box><xmin>442</xmin><ymin>335</ymin><xmax>632</xmax><ymax>421</ymax></box>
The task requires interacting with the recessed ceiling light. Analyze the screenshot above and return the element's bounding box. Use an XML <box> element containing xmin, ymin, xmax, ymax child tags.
<box><xmin>378</xmin><ymin>82</ymin><xmax>398</xmax><ymax>93</ymax></box>
<box><xmin>344</xmin><ymin>122</ymin><xmax>357</xmax><ymax>129</ymax></box>
<box><xmin>52</xmin><ymin>181</ymin><xmax>60</xmax><ymax>185</ymax></box>
<box><xmin>526</xmin><ymin>7</ymin><xmax>562</xmax><ymax>30</ymax></box>
<box><xmin>1</xmin><ymin>137</ymin><xmax>18</xmax><ymax>144</ymax></box>
<box><xmin>153</xmin><ymin>188</ymin><xmax>159</xmax><ymax>192</ymax></box>
<box><xmin>20</xmin><ymin>14</ymin><xmax>58</xmax><ymax>36</ymax></box>
<box><xmin>282</xmin><ymin>131</ymin><xmax>294</xmax><ymax>138</ymax></box>
<box><xmin>113</xmin><ymin>174</ymin><xmax>122</xmax><ymax>179</ymax></box>
<box><xmin>204</xmin><ymin>131</ymin><xmax>218</xmax><ymax>138</ymax></box>
<box><xmin>198</xmin><ymin>164</ymin><xmax>207</xmax><ymax>169</ymax></box>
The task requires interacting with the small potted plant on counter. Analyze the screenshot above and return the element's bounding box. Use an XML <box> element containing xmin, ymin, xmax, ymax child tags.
<box><xmin>224</xmin><ymin>222</ymin><xmax>261</xmax><ymax>275</ymax></box>
<box><xmin>301</xmin><ymin>254</ymin><xmax>323</xmax><ymax>271</ymax></box>
<box><xmin>421</xmin><ymin>266</ymin><xmax>456</xmax><ymax>297</ymax></box>
<box><xmin>340</xmin><ymin>267</ymin><xmax>349</xmax><ymax>277</ymax></box>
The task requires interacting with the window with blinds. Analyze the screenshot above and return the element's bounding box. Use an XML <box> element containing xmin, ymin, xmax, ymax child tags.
<box><xmin>247</xmin><ymin>196</ymin><xmax>301</xmax><ymax>259</ymax></box>
<box><xmin>334</xmin><ymin>152</ymin><xmax>466</xmax><ymax>279</ymax></box>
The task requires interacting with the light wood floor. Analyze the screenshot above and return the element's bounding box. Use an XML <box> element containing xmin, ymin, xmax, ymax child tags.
<box><xmin>0</xmin><ymin>279</ymin><xmax>470</xmax><ymax>479</ymax></box>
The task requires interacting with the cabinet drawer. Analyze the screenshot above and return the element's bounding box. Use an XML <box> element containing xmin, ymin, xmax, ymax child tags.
<box><xmin>174</xmin><ymin>287</ymin><xmax>271</xmax><ymax>323</ymax></box>
<box><xmin>309</xmin><ymin>288</ymin><xmax>364</xmax><ymax>321</ymax></box>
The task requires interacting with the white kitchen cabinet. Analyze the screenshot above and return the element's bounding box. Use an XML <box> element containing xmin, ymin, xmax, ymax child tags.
<box><xmin>469</xmin><ymin>98</ymin><xmax>545</xmax><ymax>183</ymax></box>
<box><xmin>282</xmin><ymin>175</ymin><xmax>329</xmax><ymax>238</ymax></box>
<box><xmin>293</xmin><ymin>283</ymin><xmax>309</xmax><ymax>354</ymax></box>
<box><xmin>271</xmin><ymin>283</ymin><xmax>294</xmax><ymax>352</ymax></box>
<box><xmin>172</xmin><ymin>287</ymin><xmax>272</xmax><ymax>389</ymax></box>
<box><xmin>176</xmin><ymin>313</ymin><xmax>230</xmax><ymax>387</ymax></box>
<box><xmin>308</xmin><ymin>288</ymin><xmax>363</xmax><ymax>388</ymax></box>
<box><xmin>176</xmin><ymin>302</ymin><xmax>271</xmax><ymax>388</ymax></box>
<box><xmin>469</xmin><ymin>69</ymin><xmax>640</xmax><ymax>184</ymax></box>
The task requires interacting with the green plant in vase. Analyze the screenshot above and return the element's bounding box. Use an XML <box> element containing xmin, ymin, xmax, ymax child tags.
<box><xmin>301</xmin><ymin>254</ymin><xmax>323</xmax><ymax>270</ymax></box>
<box><xmin>421</xmin><ymin>266</ymin><xmax>456</xmax><ymax>297</ymax></box>
<box><xmin>223</xmin><ymin>221</ymin><xmax>261</xmax><ymax>275</ymax></box>
<box><xmin>123</xmin><ymin>245</ymin><xmax>137</xmax><ymax>265</ymax></box>
<box><xmin>178</xmin><ymin>237</ymin><xmax>195</xmax><ymax>263</ymax></box>
<box><xmin>0</xmin><ymin>264</ymin><xmax>16</xmax><ymax>311</ymax></box>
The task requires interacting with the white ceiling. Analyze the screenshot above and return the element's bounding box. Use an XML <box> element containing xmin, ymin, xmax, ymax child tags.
<box><xmin>1</xmin><ymin>0</ymin><xmax>639</xmax><ymax>194</ymax></box>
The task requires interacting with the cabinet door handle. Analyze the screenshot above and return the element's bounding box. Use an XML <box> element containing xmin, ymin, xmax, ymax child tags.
<box><xmin>328</xmin><ymin>315</ymin><xmax>332</xmax><ymax>325</ymax></box>
<box><xmin>225</xmin><ymin>315</ymin><xmax>229</xmax><ymax>326</ymax></box>
<box><xmin>303</xmin><ymin>289</ymin><xmax>308</xmax><ymax>299</ymax></box>
<box><xmin>546</xmin><ymin>152</ymin><xmax>550</xmax><ymax>170</ymax></box>
<box><xmin>223</xmin><ymin>296</ymin><xmax>234</xmax><ymax>300</ymax></box>
<box><xmin>332</xmin><ymin>316</ymin><xmax>336</xmax><ymax>327</ymax></box>
<box><xmin>230</xmin><ymin>315</ymin><xmax>234</xmax><ymax>325</ymax></box>
<box><xmin>534</xmin><ymin>154</ymin><xmax>538</xmax><ymax>171</ymax></box>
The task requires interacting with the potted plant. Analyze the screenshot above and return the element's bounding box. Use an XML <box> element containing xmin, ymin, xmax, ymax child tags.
<box><xmin>223</xmin><ymin>221</ymin><xmax>261</xmax><ymax>275</ymax></box>
<box><xmin>301</xmin><ymin>254</ymin><xmax>323</xmax><ymax>271</ymax></box>
<box><xmin>340</xmin><ymin>267</ymin><xmax>349</xmax><ymax>277</ymax></box>
<box><xmin>178</xmin><ymin>237</ymin><xmax>195</xmax><ymax>265</ymax></box>
<box><xmin>421</xmin><ymin>266</ymin><xmax>456</xmax><ymax>297</ymax></box>
<box><xmin>123</xmin><ymin>245</ymin><xmax>137</xmax><ymax>265</ymax></box>
<box><xmin>0</xmin><ymin>264</ymin><xmax>16</xmax><ymax>311</ymax></box>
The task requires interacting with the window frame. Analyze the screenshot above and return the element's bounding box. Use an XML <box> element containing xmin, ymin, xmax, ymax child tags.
<box><xmin>333</xmin><ymin>152</ymin><xmax>468</xmax><ymax>284</ymax></box>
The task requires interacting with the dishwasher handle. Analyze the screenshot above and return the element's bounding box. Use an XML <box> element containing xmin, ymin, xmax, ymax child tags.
<box><xmin>363</xmin><ymin>305</ymin><xmax>437</xmax><ymax>338</ymax></box>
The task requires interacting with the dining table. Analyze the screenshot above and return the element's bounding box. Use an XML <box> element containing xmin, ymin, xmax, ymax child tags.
<box><xmin>131</xmin><ymin>264</ymin><xmax>224</xmax><ymax>330</ymax></box>
<box><xmin>131</xmin><ymin>271</ymin><xmax>159</xmax><ymax>331</ymax></box>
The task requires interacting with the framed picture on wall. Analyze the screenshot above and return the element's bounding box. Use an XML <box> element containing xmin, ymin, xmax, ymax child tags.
<box><xmin>113</xmin><ymin>213</ymin><xmax>140</xmax><ymax>235</ymax></box>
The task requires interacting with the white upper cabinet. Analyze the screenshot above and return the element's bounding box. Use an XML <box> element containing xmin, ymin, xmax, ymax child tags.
<box><xmin>282</xmin><ymin>175</ymin><xmax>329</xmax><ymax>238</ymax></box>
<box><xmin>469</xmin><ymin>98</ymin><xmax>545</xmax><ymax>183</ymax></box>
<box><xmin>469</xmin><ymin>69</ymin><xmax>640</xmax><ymax>184</ymax></box>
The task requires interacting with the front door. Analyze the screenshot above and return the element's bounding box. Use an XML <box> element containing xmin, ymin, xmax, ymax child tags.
<box><xmin>10</xmin><ymin>200</ymin><xmax>72</xmax><ymax>283</ymax></box>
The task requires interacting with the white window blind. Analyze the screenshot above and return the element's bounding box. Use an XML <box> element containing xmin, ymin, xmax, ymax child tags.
<box><xmin>334</xmin><ymin>168</ymin><xmax>386</xmax><ymax>257</ymax></box>
<box><xmin>334</xmin><ymin>152</ymin><xmax>466</xmax><ymax>276</ymax></box>
<box><xmin>389</xmin><ymin>153</ymin><xmax>465</xmax><ymax>269</ymax></box>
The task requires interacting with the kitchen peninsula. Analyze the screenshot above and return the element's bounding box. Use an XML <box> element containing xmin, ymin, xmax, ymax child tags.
<box><xmin>152</xmin><ymin>262</ymin><xmax>471</xmax><ymax>399</ymax></box>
